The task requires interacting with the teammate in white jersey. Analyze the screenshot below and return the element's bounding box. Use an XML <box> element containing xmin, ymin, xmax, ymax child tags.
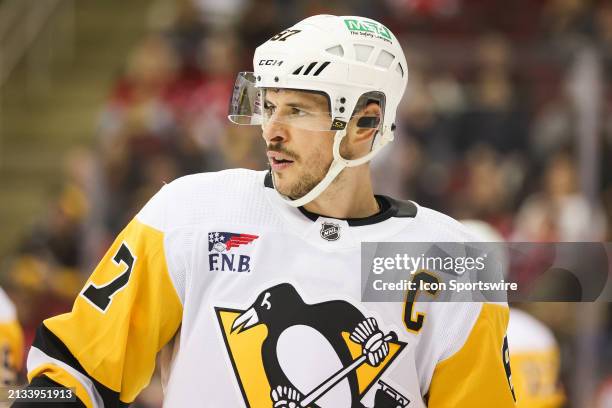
<box><xmin>462</xmin><ymin>220</ymin><xmax>565</xmax><ymax>408</ymax></box>
<box><xmin>0</xmin><ymin>287</ymin><xmax>23</xmax><ymax>387</ymax></box>
<box><xmin>507</xmin><ymin>308</ymin><xmax>565</xmax><ymax>408</ymax></box>
<box><xmin>20</xmin><ymin>15</ymin><xmax>516</xmax><ymax>407</ymax></box>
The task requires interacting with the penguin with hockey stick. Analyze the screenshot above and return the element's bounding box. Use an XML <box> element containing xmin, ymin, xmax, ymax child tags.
<box><xmin>231</xmin><ymin>283</ymin><xmax>409</xmax><ymax>408</ymax></box>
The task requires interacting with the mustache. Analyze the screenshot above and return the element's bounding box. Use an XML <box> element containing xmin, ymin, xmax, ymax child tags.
<box><xmin>267</xmin><ymin>143</ymin><xmax>299</xmax><ymax>161</ymax></box>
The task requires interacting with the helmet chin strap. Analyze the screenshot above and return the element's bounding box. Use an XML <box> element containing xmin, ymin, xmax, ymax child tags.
<box><xmin>273</xmin><ymin>126</ymin><xmax>393</xmax><ymax>208</ymax></box>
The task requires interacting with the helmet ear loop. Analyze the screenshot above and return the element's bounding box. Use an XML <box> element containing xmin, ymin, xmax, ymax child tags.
<box><xmin>332</xmin><ymin>128</ymin><xmax>352</xmax><ymax>166</ymax></box>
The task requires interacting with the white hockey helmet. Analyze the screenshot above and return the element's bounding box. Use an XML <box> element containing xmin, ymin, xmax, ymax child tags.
<box><xmin>228</xmin><ymin>14</ymin><xmax>408</xmax><ymax>207</ymax></box>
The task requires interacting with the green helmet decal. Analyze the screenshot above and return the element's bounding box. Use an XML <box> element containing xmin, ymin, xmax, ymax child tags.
<box><xmin>343</xmin><ymin>18</ymin><xmax>392</xmax><ymax>43</ymax></box>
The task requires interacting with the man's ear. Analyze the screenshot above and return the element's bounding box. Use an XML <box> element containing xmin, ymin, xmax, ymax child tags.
<box><xmin>350</xmin><ymin>102</ymin><xmax>382</xmax><ymax>143</ymax></box>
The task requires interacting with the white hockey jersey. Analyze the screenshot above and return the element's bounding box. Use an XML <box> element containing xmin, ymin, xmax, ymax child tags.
<box><xmin>26</xmin><ymin>169</ymin><xmax>515</xmax><ymax>407</ymax></box>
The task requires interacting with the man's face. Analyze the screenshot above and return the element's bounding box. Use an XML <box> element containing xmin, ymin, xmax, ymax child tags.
<box><xmin>262</xmin><ymin>89</ymin><xmax>335</xmax><ymax>199</ymax></box>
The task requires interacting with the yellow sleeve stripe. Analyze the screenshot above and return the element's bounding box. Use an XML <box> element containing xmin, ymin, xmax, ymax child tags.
<box><xmin>427</xmin><ymin>303</ymin><xmax>515</xmax><ymax>408</ymax></box>
<box><xmin>0</xmin><ymin>320</ymin><xmax>24</xmax><ymax>371</ymax></box>
<box><xmin>28</xmin><ymin>363</ymin><xmax>94</xmax><ymax>408</ymax></box>
<box><xmin>42</xmin><ymin>218</ymin><xmax>183</xmax><ymax>403</ymax></box>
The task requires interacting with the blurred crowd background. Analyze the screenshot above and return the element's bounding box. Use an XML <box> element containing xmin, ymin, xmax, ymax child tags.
<box><xmin>0</xmin><ymin>0</ymin><xmax>612</xmax><ymax>406</ymax></box>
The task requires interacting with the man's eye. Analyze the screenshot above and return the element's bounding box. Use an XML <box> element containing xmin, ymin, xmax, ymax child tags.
<box><xmin>291</xmin><ymin>107</ymin><xmax>308</xmax><ymax>117</ymax></box>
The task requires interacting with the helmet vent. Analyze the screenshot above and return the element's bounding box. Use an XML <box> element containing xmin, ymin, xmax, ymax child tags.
<box><xmin>354</xmin><ymin>44</ymin><xmax>374</xmax><ymax>62</ymax></box>
<box><xmin>326</xmin><ymin>45</ymin><xmax>344</xmax><ymax>57</ymax></box>
<box><xmin>395</xmin><ymin>62</ymin><xmax>404</xmax><ymax>77</ymax></box>
<box><xmin>375</xmin><ymin>50</ymin><xmax>395</xmax><ymax>69</ymax></box>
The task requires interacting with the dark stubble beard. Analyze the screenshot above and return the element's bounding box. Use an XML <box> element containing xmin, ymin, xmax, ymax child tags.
<box><xmin>276</xmin><ymin>159</ymin><xmax>331</xmax><ymax>199</ymax></box>
<box><xmin>286</xmin><ymin>165</ymin><xmax>326</xmax><ymax>198</ymax></box>
<box><xmin>269</xmin><ymin>143</ymin><xmax>332</xmax><ymax>199</ymax></box>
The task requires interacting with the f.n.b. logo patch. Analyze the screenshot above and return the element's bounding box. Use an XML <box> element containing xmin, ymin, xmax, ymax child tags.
<box><xmin>208</xmin><ymin>232</ymin><xmax>258</xmax><ymax>273</ymax></box>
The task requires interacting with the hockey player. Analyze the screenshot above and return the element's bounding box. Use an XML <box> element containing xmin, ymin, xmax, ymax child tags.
<box><xmin>0</xmin><ymin>287</ymin><xmax>23</xmax><ymax>386</ymax></box>
<box><xmin>20</xmin><ymin>15</ymin><xmax>516</xmax><ymax>407</ymax></box>
<box><xmin>462</xmin><ymin>220</ymin><xmax>565</xmax><ymax>408</ymax></box>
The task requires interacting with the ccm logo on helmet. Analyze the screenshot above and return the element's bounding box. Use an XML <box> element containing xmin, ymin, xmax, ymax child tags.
<box><xmin>259</xmin><ymin>59</ymin><xmax>284</xmax><ymax>67</ymax></box>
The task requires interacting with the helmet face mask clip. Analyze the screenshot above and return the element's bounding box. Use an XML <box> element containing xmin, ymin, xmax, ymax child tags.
<box><xmin>228</xmin><ymin>15</ymin><xmax>408</xmax><ymax>207</ymax></box>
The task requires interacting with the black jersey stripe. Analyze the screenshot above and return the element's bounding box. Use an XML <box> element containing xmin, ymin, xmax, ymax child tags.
<box><xmin>31</xmin><ymin>324</ymin><xmax>129</xmax><ymax>408</ymax></box>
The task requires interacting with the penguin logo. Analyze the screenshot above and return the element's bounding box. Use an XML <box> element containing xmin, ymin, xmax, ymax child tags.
<box><xmin>320</xmin><ymin>223</ymin><xmax>340</xmax><ymax>241</ymax></box>
<box><xmin>215</xmin><ymin>283</ymin><xmax>410</xmax><ymax>407</ymax></box>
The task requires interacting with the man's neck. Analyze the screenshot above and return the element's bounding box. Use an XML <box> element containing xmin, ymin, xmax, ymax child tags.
<box><xmin>301</xmin><ymin>169</ymin><xmax>379</xmax><ymax>219</ymax></box>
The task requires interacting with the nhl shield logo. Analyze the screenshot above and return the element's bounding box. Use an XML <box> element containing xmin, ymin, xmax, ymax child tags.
<box><xmin>320</xmin><ymin>222</ymin><xmax>340</xmax><ymax>241</ymax></box>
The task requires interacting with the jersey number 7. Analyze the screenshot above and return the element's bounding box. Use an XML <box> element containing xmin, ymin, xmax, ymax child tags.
<box><xmin>81</xmin><ymin>242</ymin><xmax>136</xmax><ymax>313</ymax></box>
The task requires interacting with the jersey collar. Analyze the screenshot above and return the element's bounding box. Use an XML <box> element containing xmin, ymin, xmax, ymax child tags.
<box><xmin>264</xmin><ymin>171</ymin><xmax>417</xmax><ymax>225</ymax></box>
<box><xmin>262</xmin><ymin>171</ymin><xmax>418</xmax><ymax>248</ymax></box>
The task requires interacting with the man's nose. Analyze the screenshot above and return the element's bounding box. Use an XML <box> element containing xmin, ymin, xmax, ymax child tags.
<box><xmin>262</xmin><ymin>119</ymin><xmax>289</xmax><ymax>144</ymax></box>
